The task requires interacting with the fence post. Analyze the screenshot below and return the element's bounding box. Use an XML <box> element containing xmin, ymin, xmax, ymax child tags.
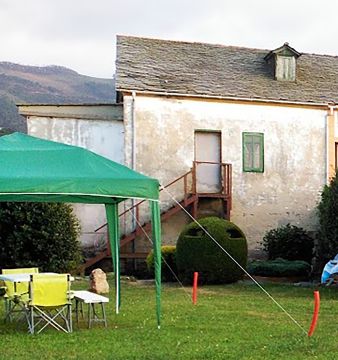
<box><xmin>192</xmin><ymin>272</ymin><xmax>199</xmax><ymax>305</ymax></box>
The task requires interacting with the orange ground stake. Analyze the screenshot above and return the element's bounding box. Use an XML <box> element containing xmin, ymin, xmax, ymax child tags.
<box><xmin>308</xmin><ymin>290</ymin><xmax>320</xmax><ymax>337</ymax></box>
<box><xmin>192</xmin><ymin>272</ymin><xmax>199</xmax><ymax>305</ymax></box>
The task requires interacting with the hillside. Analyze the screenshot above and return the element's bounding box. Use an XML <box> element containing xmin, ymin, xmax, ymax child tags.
<box><xmin>0</xmin><ymin>62</ymin><xmax>115</xmax><ymax>131</ymax></box>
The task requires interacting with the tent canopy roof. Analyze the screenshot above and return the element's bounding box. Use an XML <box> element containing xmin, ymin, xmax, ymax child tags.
<box><xmin>0</xmin><ymin>132</ymin><xmax>159</xmax><ymax>204</ymax></box>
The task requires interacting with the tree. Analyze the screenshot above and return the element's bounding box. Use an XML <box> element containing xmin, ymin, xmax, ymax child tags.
<box><xmin>315</xmin><ymin>171</ymin><xmax>338</xmax><ymax>268</ymax></box>
<box><xmin>0</xmin><ymin>202</ymin><xmax>81</xmax><ymax>272</ymax></box>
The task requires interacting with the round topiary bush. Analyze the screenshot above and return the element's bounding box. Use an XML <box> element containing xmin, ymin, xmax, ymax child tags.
<box><xmin>146</xmin><ymin>245</ymin><xmax>177</xmax><ymax>282</ymax></box>
<box><xmin>176</xmin><ymin>217</ymin><xmax>248</xmax><ymax>284</ymax></box>
<box><xmin>262</xmin><ymin>223</ymin><xmax>314</xmax><ymax>263</ymax></box>
<box><xmin>0</xmin><ymin>202</ymin><xmax>82</xmax><ymax>272</ymax></box>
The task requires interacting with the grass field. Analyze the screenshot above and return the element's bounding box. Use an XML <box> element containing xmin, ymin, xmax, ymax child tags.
<box><xmin>0</xmin><ymin>277</ymin><xmax>337</xmax><ymax>359</ymax></box>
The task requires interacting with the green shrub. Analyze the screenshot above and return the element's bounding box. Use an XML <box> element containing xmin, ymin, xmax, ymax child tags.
<box><xmin>316</xmin><ymin>172</ymin><xmax>338</xmax><ymax>268</ymax></box>
<box><xmin>262</xmin><ymin>224</ymin><xmax>313</xmax><ymax>263</ymax></box>
<box><xmin>176</xmin><ymin>217</ymin><xmax>247</xmax><ymax>285</ymax></box>
<box><xmin>146</xmin><ymin>246</ymin><xmax>177</xmax><ymax>282</ymax></box>
<box><xmin>0</xmin><ymin>202</ymin><xmax>81</xmax><ymax>272</ymax></box>
<box><xmin>248</xmin><ymin>259</ymin><xmax>311</xmax><ymax>277</ymax></box>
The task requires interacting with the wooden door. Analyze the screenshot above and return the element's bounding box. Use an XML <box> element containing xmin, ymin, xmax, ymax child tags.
<box><xmin>194</xmin><ymin>131</ymin><xmax>222</xmax><ymax>193</ymax></box>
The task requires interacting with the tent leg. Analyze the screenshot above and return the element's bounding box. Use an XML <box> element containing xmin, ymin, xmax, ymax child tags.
<box><xmin>150</xmin><ymin>200</ymin><xmax>162</xmax><ymax>328</ymax></box>
<box><xmin>105</xmin><ymin>203</ymin><xmax>120</xmax><ymax>314</ymax></box>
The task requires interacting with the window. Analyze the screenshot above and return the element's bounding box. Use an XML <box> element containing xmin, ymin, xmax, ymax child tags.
<box><xmin>242</xmin><ymin>132</ymin><xmax>264</xmax><ymax>172</ymax></box>
<box><xmin>275</xmin><ymin>55</ymin><xmax>296</xmax><ymax>81</ymax></box>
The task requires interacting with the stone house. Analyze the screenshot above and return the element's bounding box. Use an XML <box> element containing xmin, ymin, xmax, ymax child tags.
<box><xmin>18</xmin><ymin>36</ymin><xmax>338</xmax><ymax>269</ymax></box>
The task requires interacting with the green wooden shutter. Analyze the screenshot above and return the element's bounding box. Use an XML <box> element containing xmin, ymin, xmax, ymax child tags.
<box><xmin>242</xmin><ymin>132</ymin><xmax>264</xmax><ymax>172</ymax></box>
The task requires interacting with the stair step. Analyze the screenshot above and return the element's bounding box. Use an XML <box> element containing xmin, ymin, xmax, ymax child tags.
<box><xmin>120</xmin><ymin>195</ymin><xmax>197</xmax><ymax>247</ymax></box>
<box><xmin>81</xmin><ymin>162</ymin><xmax>232</xmax><ymax>271</ymax></box>
<box><xmin>79</xmin><ymin>250</ymin><xmax>109</xmax><ymax>273</ymax></box>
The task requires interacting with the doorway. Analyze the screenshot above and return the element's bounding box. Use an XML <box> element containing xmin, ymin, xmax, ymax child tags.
<box><xmin>194</xmin><ymin>131</ymin><xmax>222</xmax><ymax>193</ymax></box>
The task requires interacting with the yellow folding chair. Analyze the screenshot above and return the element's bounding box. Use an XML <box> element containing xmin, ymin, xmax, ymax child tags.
<box><xmin>2</xmin><ymin>267</ymin><xmax>39</xmax><ymax>322</ymax></box>
<box><xmin>26</xmin><ymin>274</ymin><xmax>72</xmax><ymax>334</ymax></box>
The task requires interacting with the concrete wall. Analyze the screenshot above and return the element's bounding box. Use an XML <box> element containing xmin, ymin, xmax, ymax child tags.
<box><xmin>124</xmin><ymin>95</ymin><xmax>327</xmax><ymax>255</ymax></box>
<box><xmin>20</xmin><ymin>104</ymin><xmax>124</xmax><ymax>253</ymax></box>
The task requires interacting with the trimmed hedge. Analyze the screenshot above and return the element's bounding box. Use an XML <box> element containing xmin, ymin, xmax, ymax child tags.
<box><xmin>0</xmin><ymin>202</ymin><xmax>81</xmax><ymax>272</ymax></box>
<box><xmin>176</xmin><ymin>217</ymin><xmax>248</xmax><ymax>284</ymax></box>
<box><xmin>248</xmin><ymin>259</ymin><xmax>311</xmax><ymax>277</ymax></box>
<box><xmin>262</xmin><ymin>224</ymin><xmax>314</xmax><ymax>263</ymax></box>
<box><xmin>146</xmin><ymin>246</ymin><xmax>177</xmax><ymax>282</ymax></box>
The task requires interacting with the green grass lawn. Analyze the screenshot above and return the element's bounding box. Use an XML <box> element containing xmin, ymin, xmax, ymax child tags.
<box><xmin>0</xmin><ymin>277</ymin><xmax>337</xmax><ymax>359</ymax></box>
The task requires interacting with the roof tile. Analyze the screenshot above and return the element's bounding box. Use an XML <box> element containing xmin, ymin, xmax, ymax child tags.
<box><xmin>116</xmin><ymin>35</ymin><xmax>338</xmax><ymax>104</ymax></box>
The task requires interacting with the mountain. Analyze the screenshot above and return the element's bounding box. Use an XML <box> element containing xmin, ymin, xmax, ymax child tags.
<box><xmin>0</xmin><ymin>62</ymin><xmax>115</xmax><ymax>132</ymax></box>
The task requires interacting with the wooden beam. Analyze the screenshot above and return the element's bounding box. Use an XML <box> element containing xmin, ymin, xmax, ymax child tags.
<box><xmin>120</xmin><ymin>253</ymin><xmax>148</xmax><ymax>259</ymax></box>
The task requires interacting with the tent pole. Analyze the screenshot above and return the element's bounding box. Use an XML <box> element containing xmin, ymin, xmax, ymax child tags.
<box><xmin>150</xmin><ymin>200</ymin><xmax>162</xmax><ymax>328</ymax></box>
<box><xmin>105</xmin><ymin>203</ymin><xmax>121</xmax><ymax>314</ymax></box>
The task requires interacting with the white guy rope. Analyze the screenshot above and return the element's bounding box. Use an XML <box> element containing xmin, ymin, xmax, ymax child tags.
<box><xmin>127</xmin><ymin>208</ymin><xmax>192</xmax><ymax>301</ymax></box>
<box><xmin>161</xmin><ymin>186</ymin><xmax>308</xmax><ymax>335</ymax></box>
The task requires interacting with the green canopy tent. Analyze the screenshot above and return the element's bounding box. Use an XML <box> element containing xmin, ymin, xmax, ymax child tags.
<box><xmin>0</xmin><ymin>132</ymin><xmax>162</xmax><ymax>327</ymax></box>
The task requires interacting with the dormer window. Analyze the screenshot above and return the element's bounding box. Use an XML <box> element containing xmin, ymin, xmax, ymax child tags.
<box><xmin>276</xmin><ymin>55</ymin><xmax>296</xmax><ymax>81</ymax></box>
<box><xmin>264</xmin><ymin>43</ymin><xmax>301</xmax><ymax>82</ymax></box>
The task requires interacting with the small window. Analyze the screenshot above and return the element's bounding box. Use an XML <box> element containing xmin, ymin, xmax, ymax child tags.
<box><xmin>242</xmin><ymin>132</ymin><xmax>264</xmax><ymax>173</ymax></box>
<box><xmin>276</xmin><ymin>55</ymin><xmax>296</xmax><ymax>81</ymax></box>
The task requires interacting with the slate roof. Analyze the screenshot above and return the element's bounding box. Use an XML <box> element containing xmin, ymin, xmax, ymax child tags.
<box><xmin>116</xmin><ymin>35</ymin><xmax>338</xmax><ymax>104</ymax></box>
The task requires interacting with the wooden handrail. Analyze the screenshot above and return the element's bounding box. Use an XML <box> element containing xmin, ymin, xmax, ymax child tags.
<box><xmin>194</xmin><ymin>160</ymin><xmax>222</xmax><ymax>165</ymax></box>
<box><xmin>94</xmin><ymin>162</ymin><xmax>232</xmax><ymax>233</ymax></box>
<box><xmin>83</xmin><ymin>162</ymin><xmax>233</xmax><ymax>270</ymax></box>
<box><xmin>94</xmin><ymin>169</ymin><xmax>193</xmax><ymax>233</ymax></box>
<box><xmin>161</xmin><ymin>169</ymin><xmax>192</xmax><ymax>189</ymax></box>
<box><xmin>192</xmin><ymin>161</ymin><xmax>232</xmax><ymax>197</ymax></box>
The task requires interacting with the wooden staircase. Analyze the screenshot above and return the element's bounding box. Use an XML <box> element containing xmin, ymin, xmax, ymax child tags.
<box><xmin>80</xmin><ymin>161</ymin><xmax>232</xmax><ymax>272</ymax></box>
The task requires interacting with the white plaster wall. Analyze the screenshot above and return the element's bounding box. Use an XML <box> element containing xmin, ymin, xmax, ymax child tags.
<box><xmin>27</xmin><ymin>116</ymin><xmax>124</xmax><ymax>249</ymax></box>
<box><xmin>124</xmin><ymin>95</ymin><xmax>327</xmax><ymax>254</ymax></box>
<box><xmin>27</xmin><ymin>117</ymin><xmax>124</xmax><ymax>162</ymax></box>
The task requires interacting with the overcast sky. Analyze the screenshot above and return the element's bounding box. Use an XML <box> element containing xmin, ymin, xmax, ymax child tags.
<box><xmin>0</xmin><ymin>0</ymin><xmax>337</xmax><ymax>79</ymax></box>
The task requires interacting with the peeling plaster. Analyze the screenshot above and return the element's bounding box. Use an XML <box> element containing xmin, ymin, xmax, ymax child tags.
<box><xmin>127</xmin><ymin>95</ymin><xmax>327</xmax><ymax>253</ymax></box>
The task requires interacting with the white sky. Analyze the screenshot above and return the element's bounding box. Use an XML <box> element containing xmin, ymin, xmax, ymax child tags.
<box><xmin>0</xmin><ymin>0</ymin><xmax>336</xmax><ymax>79</ymax></box>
